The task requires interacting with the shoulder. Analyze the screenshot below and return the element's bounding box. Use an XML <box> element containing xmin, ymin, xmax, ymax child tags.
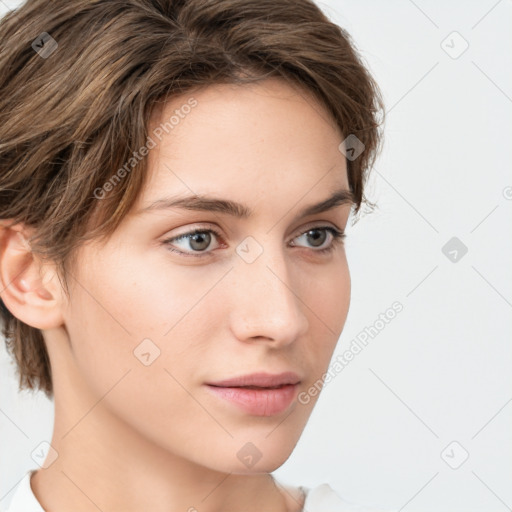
<box><xmin>2</xmin><ymin>470</ymin><xmax>45</xmax><ymax>512</ymax></box>
<box><xmin>277</xmin><ymin>480</ymin><xmax>393</xmax><ymax>512</ymax></box>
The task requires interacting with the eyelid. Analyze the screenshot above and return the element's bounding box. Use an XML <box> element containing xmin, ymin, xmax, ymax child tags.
<box><xmin>162</xmin><ymin>221</ymin><xmax>345</xmax><ymax>257</ymax></box>
<box><xmin>295</xmin><ymin>220</ymin><xmax>343</xmax><ymax>235</ymax></box>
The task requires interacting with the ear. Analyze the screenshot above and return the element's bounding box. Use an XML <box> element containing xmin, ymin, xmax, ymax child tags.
<box><xmin>0</xmin><ymin>222</ymin><xmax>65</xmax><ymax>330</ymax></box>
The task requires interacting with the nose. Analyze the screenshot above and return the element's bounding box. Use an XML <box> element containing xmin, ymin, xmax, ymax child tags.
<box><xmin>228</xmin><ymin>239</ymin><xmax>309</xmax><ymax>347</ymax></box>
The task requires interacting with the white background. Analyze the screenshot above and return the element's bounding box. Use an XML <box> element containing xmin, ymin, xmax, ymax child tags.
<box><xmin>1</xmin><ymin>1</ymin><xmax>511</xmax><ymax>511</ymax></box>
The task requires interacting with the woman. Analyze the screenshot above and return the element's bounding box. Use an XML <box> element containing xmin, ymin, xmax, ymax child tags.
<box><xmin>0</xmin><ymin>0</ymin><xmax>386</xmax><ymax>510</ymax></box>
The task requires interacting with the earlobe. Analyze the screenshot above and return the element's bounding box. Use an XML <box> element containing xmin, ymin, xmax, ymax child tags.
<box><xmin>0</xmin><ymin>224</ymin><xmax>64</xmax><ymax>330</ymax></box>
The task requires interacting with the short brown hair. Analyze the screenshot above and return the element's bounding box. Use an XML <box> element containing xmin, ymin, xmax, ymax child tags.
<box><xmin>0</xmin><ymin>0</ymin><xmax>384</xmax><ymax>398</ymax></box>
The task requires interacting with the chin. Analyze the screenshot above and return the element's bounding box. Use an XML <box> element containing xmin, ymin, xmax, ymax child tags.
<box><xmin>229</xmin><ymin>454</ymin><xmax>293</xmax><ymax>475</ymax></box>
<box><xmin>230</xmin><ymin>436</ymin><xmax>299</xmax><ymax>474</ymax></box>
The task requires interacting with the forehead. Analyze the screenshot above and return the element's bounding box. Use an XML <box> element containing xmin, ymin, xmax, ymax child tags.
<box><xmin>139</xmin><ymin>78</ymin><xmax>348</xmax><ymax>210</ymax></box>
<box><xmin>148</xmin><ymin>77</ymin><xmax>338</xmax><ymax>132</ymax></box>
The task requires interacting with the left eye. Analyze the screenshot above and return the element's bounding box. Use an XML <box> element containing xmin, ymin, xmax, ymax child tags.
<box><xmin>291</xmin><ymin>227</ymin><xmax>345</xmax><ymax>252</ymax></box>
<box><xmin>162</xmin><ymin>226</ymin><xmax>345</xmax><ymax>258</ymax></box>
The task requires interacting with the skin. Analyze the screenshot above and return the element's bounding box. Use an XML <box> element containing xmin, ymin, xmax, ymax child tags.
<box><xmin>0</xmin><ymin>77</ymin><xmax>353</xmax><ymax>512</ymax></box>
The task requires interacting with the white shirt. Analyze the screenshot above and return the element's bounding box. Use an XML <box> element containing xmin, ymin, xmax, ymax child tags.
<box><xmin>2</xmin><ymin>470</ymin><xmax>391</xmax><ymax>512</ymax></box>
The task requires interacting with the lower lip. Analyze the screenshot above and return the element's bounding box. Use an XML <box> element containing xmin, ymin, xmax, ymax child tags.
<box><xmin>204</xmin><ymin>383</ymin><xmax>299</xmax><ymax>416</ymax></box>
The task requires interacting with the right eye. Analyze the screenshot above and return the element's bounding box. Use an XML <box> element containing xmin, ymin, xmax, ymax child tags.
<box><xmin>162</xmin><ymin>227</ymin><xmax>224</xmax><ymax>258</ymax></box>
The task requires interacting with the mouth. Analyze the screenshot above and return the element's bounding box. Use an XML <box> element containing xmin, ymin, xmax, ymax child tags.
<box><xmin>206</xmin><ymin>371</ymin><xmax>301</xmax><ymax>389</ymax></box>
<box><xmin>204</xmin><ymin>383</ymin><xmax>299</xmax><ymax>417</ymax></box>
<box><xmin>208</xmin><ymin>383</ymin><xmax>293</xmax><ymax>390</ymax></box>
<box><xmin>204</xmin><ymin>373</ymin><xmax>301</xmax><ymax>417</ymax></box>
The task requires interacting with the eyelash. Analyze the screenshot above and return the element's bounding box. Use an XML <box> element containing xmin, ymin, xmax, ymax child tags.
<box><xmin>162</xmin><ymin>225</ymin><xmax>346</xmax><ymax>259</ymax></box>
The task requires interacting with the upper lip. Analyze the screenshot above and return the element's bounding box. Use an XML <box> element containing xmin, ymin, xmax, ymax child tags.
<box><xmin>206</xmin><ymin>371</ymin><xmax>301</xmax><ymax>388</ymax></box>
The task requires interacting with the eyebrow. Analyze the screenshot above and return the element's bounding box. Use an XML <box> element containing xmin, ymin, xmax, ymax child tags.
<box><xmin>136</xmin><ymin>187</ymin><xmax>355</xmax><ymax>219</ymax></box>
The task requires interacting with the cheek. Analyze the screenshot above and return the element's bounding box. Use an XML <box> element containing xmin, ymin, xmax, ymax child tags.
<box><xmin>307</xmin><ymin>255</ymin><xmax>350</xmax><ymax>334</ymax></box>
<box><xmin>329</xmin><ymin>262</ymin><xmax>350</xmax><ymax>332</ymax></box>
<box><xmin>302</xmin><ymin>257</ymin><xmax>350</xmax><ymax>371</ymax></box>
<box><xmin>70</xmin><ymin>252</ymin><xmax>213</xmax><ymax>344</ymax></box>
<box><xmin>61</xmin><ymin>259</ymin><xmax>224</xmax><ymax>449</ymax></box>
<box><xmin>63</xmin><ymin>249</ymin><xmax>227</xmax><ymax>398</ymax></box>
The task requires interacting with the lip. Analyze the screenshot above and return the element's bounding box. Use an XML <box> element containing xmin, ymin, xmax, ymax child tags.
<box><xmin>206</xmin><ymin>371</ymin><xmax>301</xmax><ymax>388</ymax></box>
<box><xmin>204</xmin><ymin>372</ymin><xmax>302</xmax><ymax>417</ymax></box>
<box><xmin>204</xmin><ymin>383</ymin><xmax>299</xmax><ymax>416</ymax></box>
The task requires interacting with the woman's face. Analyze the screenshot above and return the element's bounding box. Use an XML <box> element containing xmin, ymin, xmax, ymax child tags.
<box><xmin>59</xmin><ymin>77</ymin><xmax>353</xmax><ymax>473</ymax></box>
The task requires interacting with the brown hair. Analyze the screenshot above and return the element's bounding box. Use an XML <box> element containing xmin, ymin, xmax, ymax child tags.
<box><xmin>0</xmin><ymin>0</ymin><xmax>384</xmax><ymax>399</ymax></box>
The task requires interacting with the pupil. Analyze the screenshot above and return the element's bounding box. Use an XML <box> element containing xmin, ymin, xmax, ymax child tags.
<box><xmin>190</xmin><ymin>232</ymin><xmax>211</xmax><ymax>251</ymax></box>
<box><xmin>308</xmin><ymin>229</ymin><xmax>326</xmax><ymax>247</ymax></box>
